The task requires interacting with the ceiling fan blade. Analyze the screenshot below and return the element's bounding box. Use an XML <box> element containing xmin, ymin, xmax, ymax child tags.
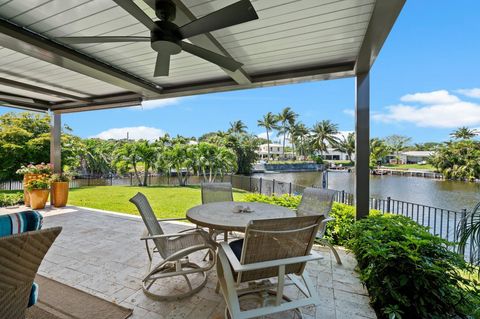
<box><xmin>180</xmin><ymin>41</ymin><xmax>243</xmax><ymax>72</ymax></box>
<box><xmin>178</xmin><ymin>0</ymin><xmax>258</xmax><ymax>39</ymax></box>
<box><xmin>58</xmin><ymin>36</ymin><xmax>150</xmax><ymax>44</ymax></box>
<box><xmin>154</xmin><ymin>53</ymin><xmax>171</xmax><ymax>76</ymax></box>
<box><xmin>112</xmin><ymin>0</ymin><xmax>156</xmax><ymax>30</ymax></box>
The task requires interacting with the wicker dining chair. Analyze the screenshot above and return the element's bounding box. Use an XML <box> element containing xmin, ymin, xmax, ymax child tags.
<box><xmin>130</xmin><ymin>192</ymin><xmax>216</xmax><ymax>300</ymax></box>
<box><xmin>201</xmin><ymin>182</ymin><xmax>234</xmax><ymax>241</ymax></box>
<box><xmin>297</xmin><ymin>187</ymin><xmax>342</xmax><ymax>264</ymax></box>
<box><xmin>216</xmin><ymin>215</ymin><xmax>324</xmax><ymax>319</ymax></box>
<box><xmin>0</xmin><ymin>227</ymin><xmax>62</xmax><ymax>319</ymax></box>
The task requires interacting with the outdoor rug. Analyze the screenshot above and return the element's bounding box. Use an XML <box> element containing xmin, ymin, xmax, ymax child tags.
<box><xmin>26</xmin><ymin>275</ymin><xmax>133</xmax><ymax>319</ymax></box>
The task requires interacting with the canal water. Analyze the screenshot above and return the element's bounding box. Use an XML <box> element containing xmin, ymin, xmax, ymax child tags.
<box><xmin>252</xmin><ymin>171</ymin><xmax>480</xmax><ymax>212</ymax></box>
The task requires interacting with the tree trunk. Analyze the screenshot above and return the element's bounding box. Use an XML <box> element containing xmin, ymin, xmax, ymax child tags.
<box><xmin>267</xmin><ymin>131</ymin><xmax>270</xmax><ymax>161</ymax></box>
<box><xmin>133</xmin><ymin>163</ymin><xmax>142</xmax><ymax>186</ymax></box>
<box><xmin>143</xmin><ymin>163</ymin><xmax>149</xmax><ymax>186</ymax></box>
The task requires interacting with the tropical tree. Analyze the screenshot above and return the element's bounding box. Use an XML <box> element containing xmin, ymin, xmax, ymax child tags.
<box><xmin>385</xmin><ymin>135</ymin><xmax>411</xmax><ymax>162</ymax></box>
<box><xmin>228</xmin><ymin>120</ymin><xmax>247</xmax><ymax>135</ymax></box>
<box><xmin>257</xmin><ymin>112</ymin><xmax>279</xmax><ymax>160</ymax></box>
<box><xmin>369</xmin><ymin>138</ymin><xmax>390</xmax><ymax>168</ymax></box>
<box><xmin>135</xmin><ymin>140</ymin><xmax>158</xmax><ymax>186</ymax></box>
<box><xmin>429</xmin><ymin>140</ymin><xmax>480</xmax><ymax>181</ymax></box>
<box><xmin>335</xmin><ymin>132</ymin><xmax>355</xmax><ymax>163</ymax></box>
<box><xmin>310</xmin><ymin>120</ymin><xmax>340</xmax><ymax>156</ymax></box>
<box><xmin>276</xmin><ymin>107</ymin><xmax>297</xmax><ymax>158</ymax></box>
<box><xmin>115</xmin><ymin>142</ymin><xmax>142</xmax><ymax>185</ymax></box>
<box><xmin>80</xmin><ymin>138</ymin><xmax>117</xmax><ymax>176</ymax></box>
<box><xmin>450</xmin><ymin>127</ymin><xmax>479</xmax><ymax>140</ymax></box>
<box><xmin>163</xmin><ymin>143</ymin><xmax>194</xmax><ymax>186</ymax></box>
<box><xmin>292</xmin><ymin>122</ymin><xmax>309</xmax><ymax>158</ymax></box>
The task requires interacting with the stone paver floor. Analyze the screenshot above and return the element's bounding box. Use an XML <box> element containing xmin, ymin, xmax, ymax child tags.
<box><xmin>3</xmin><ymin>206</ymin><xmax>376</xmax><ymax>318</ymax></box>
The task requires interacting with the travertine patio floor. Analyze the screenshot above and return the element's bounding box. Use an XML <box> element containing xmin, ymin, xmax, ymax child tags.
<box><xmin>2</xmin><ymin>206</ymin><xmax>376</xmax><ymax>318</ymax></box>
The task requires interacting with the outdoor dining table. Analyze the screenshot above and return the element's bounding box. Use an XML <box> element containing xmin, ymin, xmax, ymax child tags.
<box><xmin>186</xmin><ymin>201</ymin><xmax>296</xmax><ymax>233</ymax></box>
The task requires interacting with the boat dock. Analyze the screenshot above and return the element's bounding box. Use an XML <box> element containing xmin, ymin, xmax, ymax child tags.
<box><xmin>373</xmin><ymin>168</ymin><xmax>443</xmax><ymax>179</ymax></box>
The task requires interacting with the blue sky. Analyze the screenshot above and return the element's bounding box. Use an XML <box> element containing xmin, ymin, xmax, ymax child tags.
<box><xmin>1</xmin><ymin>0</ymin><xmax>479</xmax><ymax>143</ymax></box>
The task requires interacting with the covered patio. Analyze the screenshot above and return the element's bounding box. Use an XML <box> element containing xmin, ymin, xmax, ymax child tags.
<box><xmin>1</xmin><ymin>204</ymin><xmax>376</xmax><ymax>319</ymax></box>
<box><xmin>0</xmin><ymin>0</ymin><xmax>405</xmax><ymax>218</ymax></box>
<box><xmin>0</xmin><ymin>0</ymin><xmax>406</xmax><ymax>318</ymax></box>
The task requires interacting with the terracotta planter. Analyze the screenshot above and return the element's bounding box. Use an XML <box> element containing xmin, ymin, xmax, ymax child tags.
<box><xmin>28</xmin><ymin>189</ymin><xmax>49</xmax><ymax>210</ymax></box>
<box><xmin>23</xmin><ymin>173</ymin><xmax>44</xmax><ymax>207</ymax></box>
<box><xmin>52</xmin><ymin>182</ymin><xmax>69</xmax><ymax>208</ymax></box>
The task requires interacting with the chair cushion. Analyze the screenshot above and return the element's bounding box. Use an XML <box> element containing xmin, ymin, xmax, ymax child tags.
<box><xmin>0</xmin><ymin>210</ymin><xmax>43</xmax><ymax>237</ymax></box>
<box><xmin>28</xmin><ymin>282</ymin><xmax>38</xmax><ymax>307</ymax></box>
<box><xmin>229</xmin><ymin>239</ymin><xmax>244</xmax><ymax>260</ymax></box>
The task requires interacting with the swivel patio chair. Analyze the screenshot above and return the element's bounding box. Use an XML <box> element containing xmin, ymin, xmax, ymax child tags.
<box><xmin>297</xmin><ymin>187</ymin><xmax>342</xmax><ymax>264</ymax></box>
<box><xmin>0</xmin><ymin>227</ymin><xmax>62</xmax><ymax>319</ymax></box>
<box><xmin>201</xmin><ymin>182</ymin><xmax>234</xmax><ymax>241</ymax></box>
<box><xmin>216</xmin><ymin>215</ymin><xmax>324</xmax><ymax>319</ymax></box>
<box><xmin>130</xmin><ymin>192</ymin><xmax>216</xmax><ymax>300</ymax></box>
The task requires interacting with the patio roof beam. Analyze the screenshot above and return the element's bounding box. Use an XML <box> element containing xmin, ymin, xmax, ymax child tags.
<box><xmin>0</xmin><ymin>77</ymin><xmax>92</xmax><ymax>102</ymax></box>
<box><xmin>355</xmin><ymin>72</ymin><xmax>370</xmax><ymax>219</ymax></box>
<box><xmin>355</xmin><ymin>0</ymin><xmax>406</xmax><ymax>74</ymax></box>
<box><xmin>50</xmin><ymin>112</ymin><xmax>61</xmax><ymax>174</ymax></box>
<box><xmin>157</xmin><ymin>62</ymin><xmax>355</xmax><ymax>99</ymax></box>
<box><xmin>0</xmin><ymin>18</ymin><xmax>163</xmax><ymax>98</ymax></box>
<box><xmin>144</xmin><ymin>0</ymin><xmax>252</xmax><ymax>85</ymax></box>
<box><xmin>0</xmin><ymin>91</ymin><xmax>51</xmax><ymax>111</ymax></box>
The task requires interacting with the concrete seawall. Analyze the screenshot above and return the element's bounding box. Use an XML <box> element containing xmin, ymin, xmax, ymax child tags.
<box><xmin>254</xmin><ymin>163</ymin><xmax>324</xmax><ymax>172</ymax></box>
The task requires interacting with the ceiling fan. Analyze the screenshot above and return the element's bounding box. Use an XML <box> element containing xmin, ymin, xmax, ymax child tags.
<box><xmin>57</xmin><ymin>0</ymin><xmax>258</xmax><ymax>77</ymax></box>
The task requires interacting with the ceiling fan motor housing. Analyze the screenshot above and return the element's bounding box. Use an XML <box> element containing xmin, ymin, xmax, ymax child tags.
<box><xmin>150</xmin><ymin>20</ymin><xmax>182</xmax><ymax>55</ymax></box>
<box><xmin>155</xmin><ymin>0</ymin><xmax>176</xmax><ymax>21</ymax></box>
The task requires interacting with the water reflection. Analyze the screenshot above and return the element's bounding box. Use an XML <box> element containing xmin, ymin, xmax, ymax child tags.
<box><xmin>253</xmin><ymin>171</ymin><xmax>480</xmax><ymax>211</ymax></box>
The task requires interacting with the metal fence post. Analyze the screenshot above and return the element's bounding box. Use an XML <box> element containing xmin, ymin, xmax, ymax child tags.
<box><xmin>130</xmin><ymin>173</ymin><xmax>133</xmax><ymax>186</ymax></box>
<box><xmin>272</xmin><ymin>179</ymin><xmax>275</xmax><ymax>194</ymax></box>
<box><xmin>249</xmin><ymin>176</ymin><xmax>252</xmax><ymax>192</ymax></box>
<box><xmin>110</xmin><ymin>175</ymin><xmax>113</xmax><ymax>186</ymax></box>
<box><xmin>259</xmin><ymin>177</ymin><xmax>263</xmax><ymax>194</ymax></box>
<box><xmin>87</xmin><ymin>176</ymin><xmax>90</xmax><ymax>186</ymax></box>
<box><xmin>458</xmin><ymin>209</ymin><xmax>467</xmax><ymax>257</ymax></box>
<box><xmin>9</xmin><ymin>180</ymin><xmax>12</xmax><ymax>190</ymax></box>
<box><xmin>341</xmin><ymin>190</ymin><xmax>345</xmax><ymax>204</ymax></box>
<box><xmin>386</xmin><ymin>197</ymin><xmax>391</xmax><ymax>213</ymax></box>
<box><xmin>289</xmin><ymin>182</ymin><xmax>292</xmax><ymax>195</ymax></box>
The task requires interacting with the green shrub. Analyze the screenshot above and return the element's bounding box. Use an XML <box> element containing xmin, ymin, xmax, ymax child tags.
<box><xmin>347</xmin><ymin>214</ymin><xmax>480</xmax><ymax>319</ymax></box>
<box><xmin>243</xmin><ymin>193</ymin><xmax>374</xmax><ymax>245</ymax></box>
<box><xmin>0</xmin><ymin>193</ymin><xmax>24</xmax><ymax>207</ymax></box>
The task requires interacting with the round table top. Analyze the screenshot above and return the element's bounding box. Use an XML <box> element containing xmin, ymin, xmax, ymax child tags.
<box><xmin>186</xmin><ymin>201</ymin><xmax>296</xmax><ymax>232</ymax></box>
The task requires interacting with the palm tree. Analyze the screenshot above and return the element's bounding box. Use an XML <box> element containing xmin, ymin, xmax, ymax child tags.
<box><xmin>450</xmin><ymin>127</ymin><xmax>479</xmax><ymax>140</ymax></box>
<box><xmin>369</xmin><ymin>138</ymin><xmax>390</xmax><ymax>168</ymax></box>
<box><xmin>294</xmin><ymin>122</ymin><xmax>309</xmax><ymax>158</ymax></box>
<box><xmin>228</xmin><ymin>120</ymin><xmax>247</xmax><ymax>135</ymax></box>
<box><xmin>310</xmin><ymin>120</ymin><xmax>340</xmax><ymax>156</ymax></box>
<box><xmin>115</xmin><ymin>142</ymin><xmax>142</xmax><ymax>185</ymax></box>
<box><xmin>385</xmin><ymin>135</ymin><xmax>411</xmax><ymax>163</ymax></box>
<box><xmin>335</xmin><ymin>132</ymin><xmax>355</xmax><ymax>163</ymax></box>
<box><xmin>277</xmin><ymin>107</ymin><xmax>298</xmax><ymax>158</ymax></box>
<box><xmin>135</xmin><ymin>140</ymin><xmax>157</xmax><ymax>186</ymax></box>
<box><xmin>257</xmin><ymin>112</ymin><xmax>279</xmax><ymax>160</ymax></box>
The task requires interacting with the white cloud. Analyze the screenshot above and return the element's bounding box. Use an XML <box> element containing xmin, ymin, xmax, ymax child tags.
<box><xmin>374</xmin><ymin>89</ymin><xmax>480</xmax><ymax>128</ymax></box>
<box><xmin>343</xmin><ymin>109</ymin><xmax>354</xmax><ymax>117</ymax></box>
<box><xmin>134</xmin><ymin>97</ymin><xmax>182</xmax><ymax>110</ymax></box>
<box><xmin>457</xmin><ymin>88</ymin><xmax>480</xmax><ymax>99</ymax></box>
<box><xmin>91</xmin><ymin>126</ymin><xmax>166</xmax><ymax>141</ymax></box>
<box><xmin>400</xmin><ymin>90</ymin><xmax>460</xmax><ymax>104</ymax></box>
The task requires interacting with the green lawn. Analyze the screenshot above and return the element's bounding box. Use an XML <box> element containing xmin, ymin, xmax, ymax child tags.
<box><xmin>69</xmin><ymin>186</ymin><xmax>248</xmax><ymax>218</ymax></box>
<box><xmin>0</xmin><ymin>185</ymin><xmax>249</xmax><ymax>218</ymax></box>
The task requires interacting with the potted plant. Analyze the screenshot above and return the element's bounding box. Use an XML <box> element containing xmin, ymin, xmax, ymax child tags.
<box><xmin>50</xmin><ymin>173</ymin><xmax>71</xmax><ymax>207</ymax></box>
<box><xmin>25</xmin><ymin>177</ymin><xmax>50</xmax><ymax>209</ymax></box>
<box><xmin>16</xmin><ymin>163</ymin><xmax>53</xmax><ymax>207</ymax></box>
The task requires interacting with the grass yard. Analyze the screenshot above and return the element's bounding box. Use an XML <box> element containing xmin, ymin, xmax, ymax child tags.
<box><xmin>0</xmin><ymin>185</ymin><xmax>249</xmax><ymax>218</ymax></box>
<box><xmin>69</xmin><ymin>185</ymin><xmax>248</xmax><ymax>218</ymax></box>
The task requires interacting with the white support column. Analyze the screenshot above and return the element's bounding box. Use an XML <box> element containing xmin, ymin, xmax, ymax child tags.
<box><xmin>355</xmin><ymin>72</ymin><xmax>370</xmax><ymax>219</ymax></box>
<box><xmin>50</xmin><ymin>112</ymin><xmax>61</xmax><ymax>174</ymax></box>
